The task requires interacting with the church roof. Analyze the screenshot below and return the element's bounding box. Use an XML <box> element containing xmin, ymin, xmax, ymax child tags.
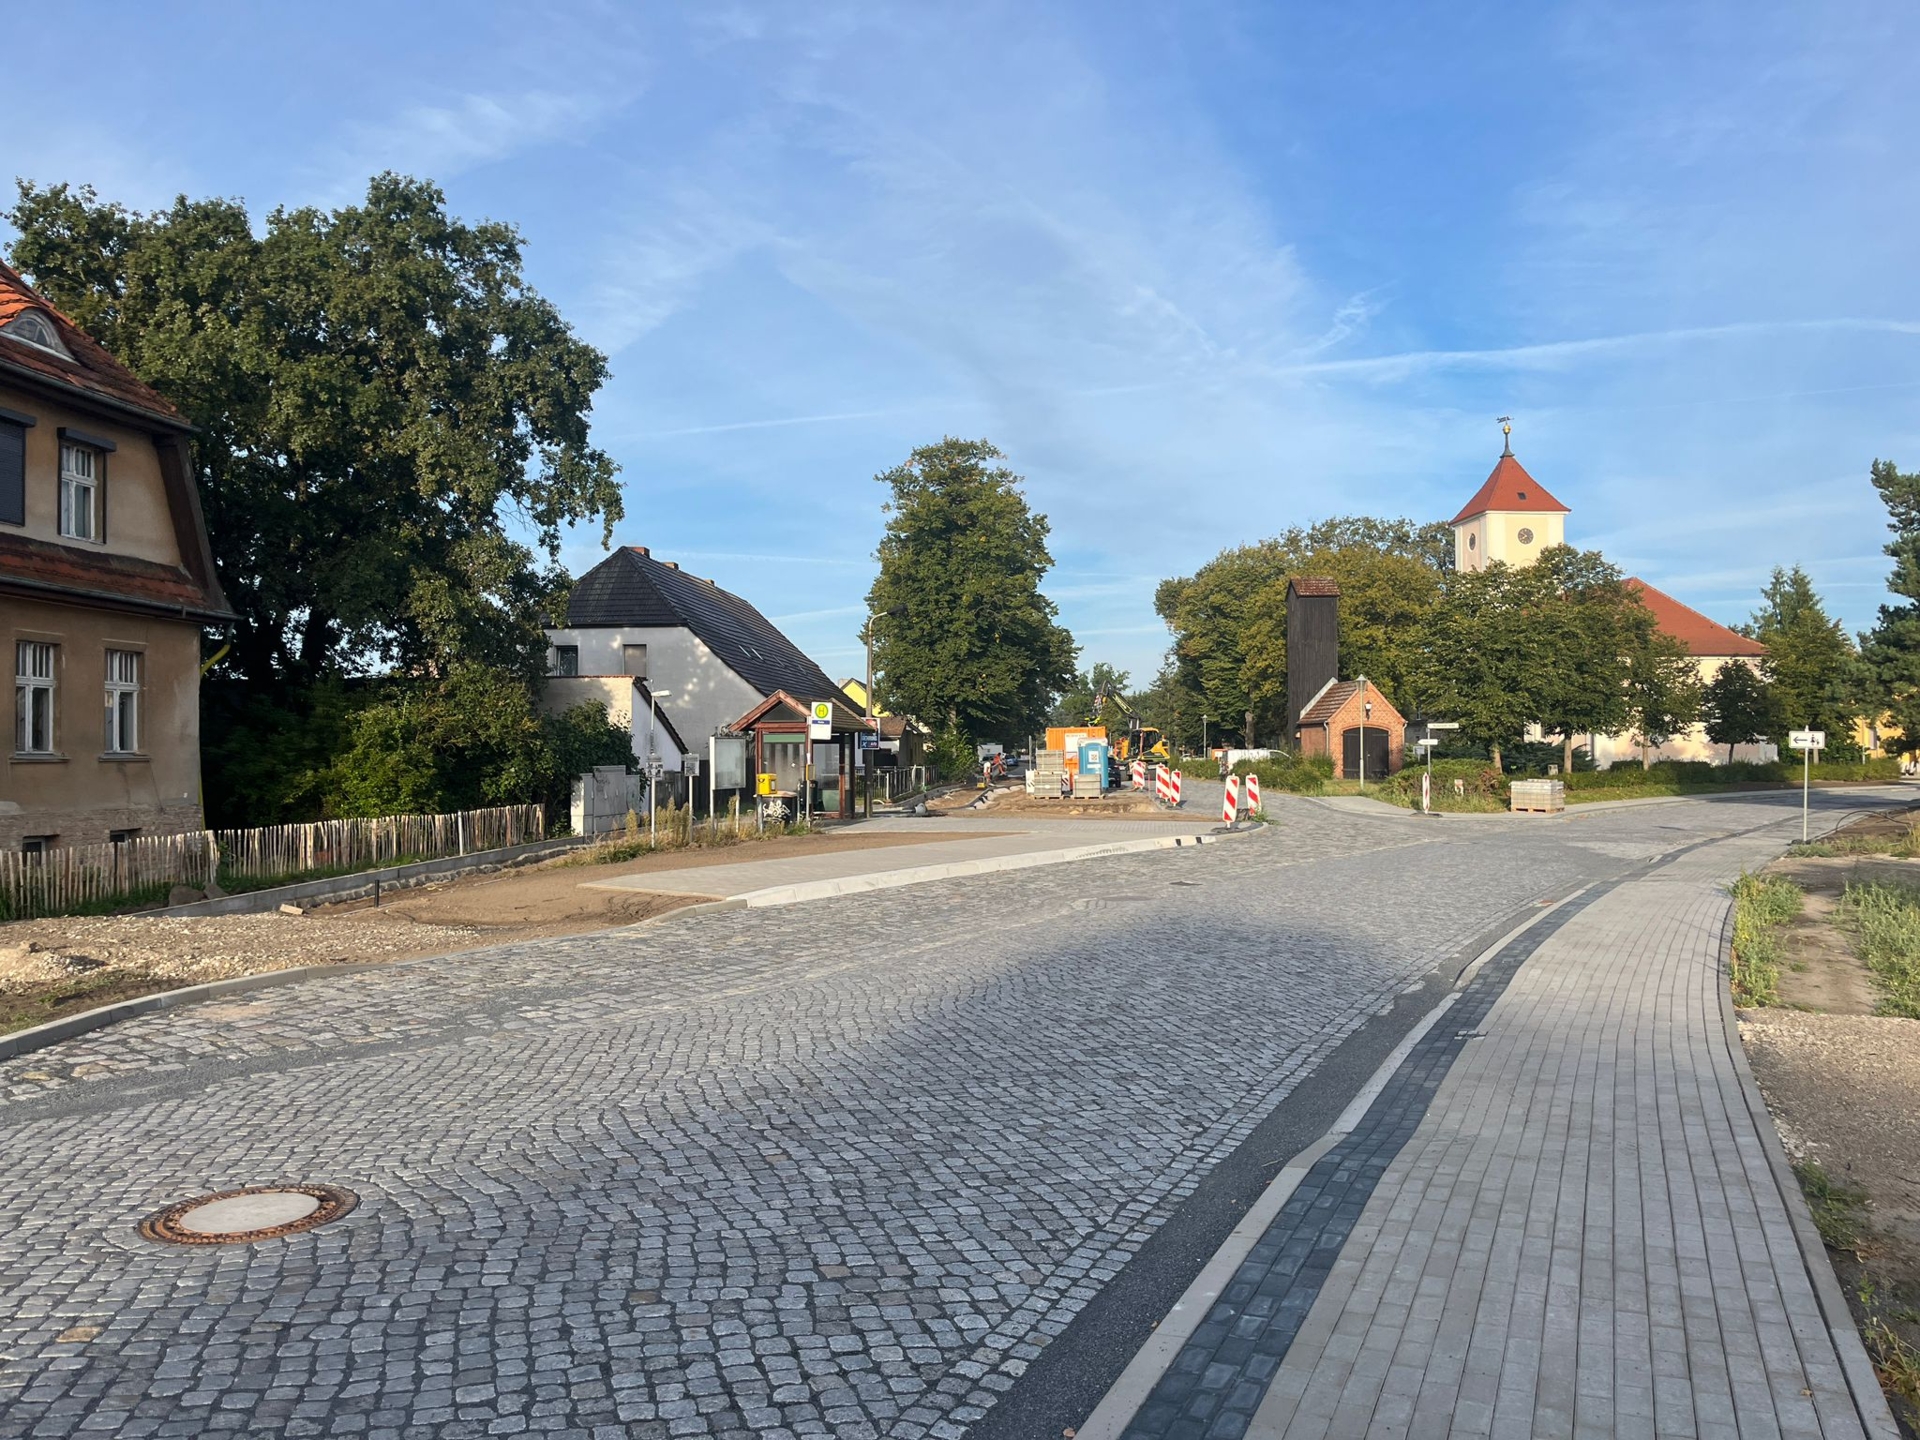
<box><xmin>1627</xmin><ymin>579</ymin><xmax>1766</xmax><ymax>659</ymax></box>
<box><xmin>1449</xmin><ymin>453</ymin><xmax>1571</xmax><ymax>526</ymax></box>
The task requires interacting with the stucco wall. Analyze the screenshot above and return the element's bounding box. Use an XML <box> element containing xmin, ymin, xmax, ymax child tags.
<box><xmin>543</xmin><ymin>626</ymin><xmax>764</xmax><ymax>749</ymax></box>
<box><xmin>2</xmin><ymin>595</ymin><xmax>205</xmax><ymax>847</ymax></box>
<box><xmin>1</xmin><ymin>386</ymin><xmax>182</xmax><ymax>567</ymax></box>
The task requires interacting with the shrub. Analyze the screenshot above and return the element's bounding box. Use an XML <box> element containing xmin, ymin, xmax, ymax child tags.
<box><xmin>1234</xmin><ymin>753</ymin><xmax>1333</xmax><ymax>795</ymax></box>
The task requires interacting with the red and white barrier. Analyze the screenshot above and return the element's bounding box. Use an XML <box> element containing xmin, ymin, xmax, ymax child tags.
<box><xmin>1131</xmin><ymin>759</ymin><xmax>1146</xmax><ymax>791</ymax></box>
<box><xmin>1244</xmin><ymin>774</ymin><xmax>1261</xmax><ymax>812</ymax></box>
<box><xmin>1169</xmin><ymin>769</ymin><xmax>1182</xmax><ymax>806</ymax></box>
<box><xmin>1223</xmin><ymin>774</ymin><xmax>1240</xmax><ymax>825</ymax></box>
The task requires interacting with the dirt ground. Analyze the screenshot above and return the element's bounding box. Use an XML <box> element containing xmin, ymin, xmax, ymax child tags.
<box><xmin>0</xmin><ymin>827</ymin><xmax>963</xmax><ymax>1038</ymax></box>
<box><xmin>1740</xmin><ymin>809</ymin><xmax>1920</xmax><ymax>1431</ymax></box>
<box><xmin>931</xmin><ymin>780</ymin><xmax>1178</xmax><ymax>819</ymax></box>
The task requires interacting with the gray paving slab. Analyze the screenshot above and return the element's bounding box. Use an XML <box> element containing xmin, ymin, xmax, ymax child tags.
<box><xmin>1221</xmin><ymin>810</ymin><xmax>1900</xmax><ymax>1438</ymax></box>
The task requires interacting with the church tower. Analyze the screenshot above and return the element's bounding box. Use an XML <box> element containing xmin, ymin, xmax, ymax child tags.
<box><xmin>1449</xmin><ymin>420</ymin><xmax>1570</xmax><ymax>572</ymax></box>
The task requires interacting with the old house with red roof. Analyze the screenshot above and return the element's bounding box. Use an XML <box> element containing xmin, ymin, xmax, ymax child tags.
<box><xmin>1448</xmin><ymin>430</ymin><xmax>1775</xmax><ymax>767</ymax></box>
<box><xmin>0</xmin><ymin>261</ymin><xmax>231</xmax><ymax>850</ymax></box>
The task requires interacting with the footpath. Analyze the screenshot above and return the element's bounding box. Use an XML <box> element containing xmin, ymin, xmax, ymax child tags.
<box><xmin>1087</xmin><ymin>810</ymin><xmax>1901</xmax><ymax>1439</ymax></box>
<box><xmin>583</xmin><ymin>811</ymin><xmax>1221</xmax><ymax>907</ymax></box>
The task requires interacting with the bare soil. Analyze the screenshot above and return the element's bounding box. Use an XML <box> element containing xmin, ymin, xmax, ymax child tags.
<box><xmin>0</xmin><ymin>827</ymin><xmax>963</xmax><ymax>1037</ymax></box>
<box><xmin>1742</xmin><ymin>807</ymin><xmax>1920</xmax><ymax>1431</ymax></box>
<box><xmin>931</xmin><ymin>782</ymin><xmax>1178</xmax><ymax>820</ymax></box>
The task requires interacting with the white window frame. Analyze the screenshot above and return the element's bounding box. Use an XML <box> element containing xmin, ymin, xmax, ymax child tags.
<box><xmin>104</xmin><ymin>649</ymin><xmax>140</xmax><ymax>754</ymax></box>
<box><xmin>15</xmin><ymin>641</ymin><xmax>55</xmax><ymax>754</ymax></box>
<box><xmin>59</xmin><ymin>442</ymin><xmax>98</xmax><ymax>541</ymax></box>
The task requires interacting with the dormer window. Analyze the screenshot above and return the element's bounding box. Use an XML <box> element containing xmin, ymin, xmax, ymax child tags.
<box><xmin>1</xmin><ymin>309</ymin><xmax>71</xmax><ymax>359</ymax></box>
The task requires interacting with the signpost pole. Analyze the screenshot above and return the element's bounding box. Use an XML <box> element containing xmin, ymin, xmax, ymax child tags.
<box><xmin>1804</xmin><ymin>737</ymin><xmax>1811</xmax><ymax>843</ymax></box>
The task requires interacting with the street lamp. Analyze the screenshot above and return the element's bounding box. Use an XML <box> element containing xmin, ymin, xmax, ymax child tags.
<box><xmin>1358</xmin><ymin>679</ymin><xmax>1372</xmax><ymax>792</ymax></box>
<box><xmin>863</xmin><ymin>606</ymin><xmax>906</xmax><ymax>819</ymax></box>
<box><xmin>1201</xmin><ymin>713</ymin><xmax>1210</xmax><ymax>760</ymax></box>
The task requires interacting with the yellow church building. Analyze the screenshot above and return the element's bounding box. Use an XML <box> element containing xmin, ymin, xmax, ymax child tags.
<box><xmin>1449</xmin><ymin>433</ymin><xmax>1777</xmax><ymax>767</ymax></box>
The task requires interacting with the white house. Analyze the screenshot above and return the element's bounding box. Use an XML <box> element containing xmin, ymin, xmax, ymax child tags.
<box><xmin>542</xmin><ymin>545</ymin><xmax>856</xmax><ymax>771</ymax></box>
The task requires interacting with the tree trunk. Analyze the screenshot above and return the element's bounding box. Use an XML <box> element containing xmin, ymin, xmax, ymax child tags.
<box><xmin>1490</xmin><ymin>743</ymin><xmax>1503</xmax><ymax>772</ymax></box>
<box><xmin>1641</xmin><ymin>734</ymin><xmax>1651</xmax><ymax>770</ymax></box>
<box><xmin>1563</xmin><ymin>731</ymin><xmax>1574</xmax><ymax>773</ymax></box>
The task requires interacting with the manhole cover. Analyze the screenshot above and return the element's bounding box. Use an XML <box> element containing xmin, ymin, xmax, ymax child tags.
<box><xmin>138</xmin><ymin>1185</ymin><xmax>357</xmax><ymax>1245</ymax></box>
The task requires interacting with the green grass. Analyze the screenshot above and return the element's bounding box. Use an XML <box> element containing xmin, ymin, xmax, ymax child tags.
<box><xmin>1796</xmin><ymin>1160</ymin><xmax>1871</xmax><ymax>1255</ymax></box>
<box><xmin>1728</xmin><ymin>871</ymin><xmax>1802</xmax><ymax>1006</ymax></box>
<box><xmin>1837</xmin><ymin>880</ymin><xmax>1920</xmax><ymax>1018</ymax></box>
<box><xmin>1791</xmin><ymin>816</ymin><xmax>1920</xmax><ymax>859</ymax></box>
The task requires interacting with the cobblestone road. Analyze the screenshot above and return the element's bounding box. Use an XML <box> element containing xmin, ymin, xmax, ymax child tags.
<box><xmin>0</xmin><ymin>793</ymin><xmax>1885</xmax><ymax>1438</ymax></box>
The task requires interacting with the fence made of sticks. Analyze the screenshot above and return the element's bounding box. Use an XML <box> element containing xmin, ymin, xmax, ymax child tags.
<box><xmin>0</xmin><ymin>804</ymin><xmax>545</xmax><ymax>921</ymax></box>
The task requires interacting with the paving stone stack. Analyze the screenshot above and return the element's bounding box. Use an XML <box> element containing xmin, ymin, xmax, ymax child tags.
<box><xmin>1027</xmin><ymin>748</ymin><xmax>1070</xmax><ymax>797</ymax></box>
<box><xmin>1070</xmin><ymin>769</ymin><xmax>1104</xmax><ymax>799</ymax></box>
<box><xmin>1509</xmin><ymin>777</ymin><xmax>1566</xmax><ymax>813</ymax></box>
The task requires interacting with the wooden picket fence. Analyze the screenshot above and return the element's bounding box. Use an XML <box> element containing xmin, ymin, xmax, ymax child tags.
<box><xmin>0</xmin><ymin>804</ymin><xmax>545</xmax><ymax>921</ymax></box>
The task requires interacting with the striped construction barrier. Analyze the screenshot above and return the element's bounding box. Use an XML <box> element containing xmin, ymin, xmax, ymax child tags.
<box><xmin>1244</xmin><ymin>774</ymin><xmax>1261</xmax><ymax>812</ymax></box>
<box><xmin>1168</xmin><ymin>769</ymin><xmax>1182</xmax><ymax>806</ymax></box>
<box><xmin>1223</xmin><ymin>773</ymin><xmax>1240</xmax><ymax>825</ymax></box>
<box><xmin>1154</xmin><ymin>765</ymin><xmax>1171</xmax><ymax>803</ymax></box>
<box><xmin>1131</xmin><ymin>759</ymin><xmax>1146</xmax><ymax>791</ymax></box>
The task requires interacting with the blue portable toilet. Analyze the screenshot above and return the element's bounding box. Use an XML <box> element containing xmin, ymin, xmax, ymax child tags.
<box><xmin>1078</xmin><ymin>740</ymin><xmax>1109</xmax><ymax>791</ymax></box>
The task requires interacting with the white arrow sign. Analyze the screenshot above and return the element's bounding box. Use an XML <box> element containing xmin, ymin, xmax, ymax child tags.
<box><xmin>1789</xmin><ymin>730</ymin><xmax>1825</xmax><ymax>751</ymax></box>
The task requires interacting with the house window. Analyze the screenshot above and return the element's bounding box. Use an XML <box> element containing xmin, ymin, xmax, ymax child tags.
<box><xmin>2</xmin><ymin>310</ymin><xmax>69</xmax><ymax>357</ymax></box>
<box><xmin>109</xmin><ymin>828</ymin><xmax>140</xmax><ymax>845</ymax></box>
<box><xmin>622</xmin><ymin>644</ymin><xmax>648</xmax><ymax>678</ymax></box>
<box><xmin>554</xmin><ymin>645</ymin><xmax>579</xmax><ymax>677</ymax></box>
<box><xmin>21</xmin><ymin>835</ymin><xmax>54</xmax><ymax>856</ymax></box>
<box><xmin>59</xmin><ymin>443</ymin><xmax>99</xmax><ymax>540</ymax></box>
<box><xmin>15</xmin><ymin>641</ymin><xmax>55</xmax><ymax>754</ymax></box>
<box><xmin>0</xmin><ymin>416</ymin><xmax>25</xmax><ymax>527</ymax></box>
<box><xmin>104</xmin><ymin>649</ymin><xmax>140</xmax><ymax>753</ymax></box>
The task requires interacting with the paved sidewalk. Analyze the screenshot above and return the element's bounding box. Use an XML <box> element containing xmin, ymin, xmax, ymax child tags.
<box><xmin>584</xmin><ymin>813</ymin><xmax>1218</xmax><ymax>903</ymax></box>
<box><xmin>1108</xmin><ymin>818</ymin><xmax>1898</xmax><ymax>1439</ymax></box>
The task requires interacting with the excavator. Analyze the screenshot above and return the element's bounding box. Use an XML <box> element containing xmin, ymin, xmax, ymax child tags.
<box><xmin>1088</xmin><ymin>685</ymin><xmax>1171</xmax><ymax>767</ymax></box>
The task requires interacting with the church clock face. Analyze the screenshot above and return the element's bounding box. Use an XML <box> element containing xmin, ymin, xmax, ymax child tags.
<box><xmin>1517</xmin><ymin>527</ymin><xmax>1535</xmax><ymax>544</ymax></box>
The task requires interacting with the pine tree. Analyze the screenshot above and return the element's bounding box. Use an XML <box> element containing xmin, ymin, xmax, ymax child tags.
<box><xmin>1862</xmin><ymin>461</ymin><xmax>1920</xmax><ymax>754</ymax></box>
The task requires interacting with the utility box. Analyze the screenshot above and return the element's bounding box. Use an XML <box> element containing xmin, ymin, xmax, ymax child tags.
<box><xmin>1077</xmin><ymin>741</ymin><xmax>1109</xmax><ymax>792</ymax></box>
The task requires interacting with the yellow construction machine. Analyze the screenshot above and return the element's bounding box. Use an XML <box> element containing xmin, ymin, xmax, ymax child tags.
<box><xmin>1089</xmin><ymin>685</ymin><xmax>1171</xmax><ymax>765</ymax></box>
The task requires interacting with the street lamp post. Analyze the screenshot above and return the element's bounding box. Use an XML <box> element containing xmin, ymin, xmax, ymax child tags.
<box><xmin>1358</xmin><ymin>679</ymin><xmax>1372</xmax><ymax>792</ymax></box>
<box><xmin>1201</xmin><ymin>713</ymin><xmax>1209</xmax><ymax>761</ymax></box>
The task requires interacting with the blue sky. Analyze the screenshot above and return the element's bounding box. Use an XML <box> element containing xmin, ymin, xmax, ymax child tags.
<box><xmin>6</xmin><ymin>2</ymin><xmax>1918</xmax><ymax>684</ymax></box>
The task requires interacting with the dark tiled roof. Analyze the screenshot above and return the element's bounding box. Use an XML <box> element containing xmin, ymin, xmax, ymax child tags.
<box><xmin>0</xmin><ymin>531</ymin><xmax>233</xmax><ymax>620</ymax></box>
<box><xmin>1628</xmin><ymin>579</ymin><xmax>1767</xmax><ymax>658</ymax></box>
<box><xmin>1449</xmin><ymin>453</ymin><xmax>1571</xmax><ymax>526</ymax></box>
<box><xmin>1288</xmin><ymin>576</ymin><xmax>1340</xmax><ymax>597</ymax></box>
<box><xmin>0</xmin><ymin>260</ymin><xmax>187</xmax><ymax>427</ymax></box>
<box><xmin>567</xmin><ymin>547</ymin><xmax>853</xmax><ymax>706</ymax></box>
<box><xmin>1298</xmin><ymin>680</ymin><xmax>1361</xmax><ymax>727</ymax></box>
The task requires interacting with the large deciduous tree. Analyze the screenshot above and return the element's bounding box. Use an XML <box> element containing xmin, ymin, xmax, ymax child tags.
<box><xmin>6</xmin><ymin>176</ymin><xmax>622</xmax><ymax>685</ymax></box>
<box><xmin>1156</xmin><ymin>516</ymin><xmax>1451</xmax><ymax>742</ymax></box>
<box><xmin>5</xmin><ymin>176</ymin><xmax>629</xmax><ymax>824</ymax></box>
<box><xmin>1051</xmin><ymin>663</ymin><xmax>1132</xmax><ymax>727</ymax></box>
<box><xmin>868</xmin><ymin>438</ymin><xmax>1077</xmax><ymax>745</ymax></box>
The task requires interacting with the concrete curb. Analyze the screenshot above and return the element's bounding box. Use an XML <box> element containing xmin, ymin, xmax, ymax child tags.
<box><xmin>729</xmin><ymin>830</ymin><xmax>1236</xmax><ymax>907</ymax></box>
<box><xmin>0</xmin><ymin>960</ymin><xmax>384</xmax><ymax>1063</ymax></box>
<box><xmin>155</xmin><ymin>835</ymin><xmax>591</xmax><ymax>917</ymax></box>
<box><xmin>1719</xmin><ymin>925</ymin><xmax>1903</xmax><ymax>1437</ymax></box>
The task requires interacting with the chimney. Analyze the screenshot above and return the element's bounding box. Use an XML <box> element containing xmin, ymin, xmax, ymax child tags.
<box><xmin>629</xmin><ymin>545</ymin><xmax>650</xmax><ymax>557</ymax></box>
<box><xmin>1286</xmin><ymin>578</ymin><xmax>1341</xmax><ymax>738</ymax></box>
<box><xmin>662</xmin><ymin>560</ymin><xmax>679</xmax><ymax>570</ymax></box>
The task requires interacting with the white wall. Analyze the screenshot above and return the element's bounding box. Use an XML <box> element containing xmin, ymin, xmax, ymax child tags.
<box><xmin>540</xmin><ymin>674</ymin><xmax>692</xmax><ymax>773</ymax></box>
<box><xmin>545</xmin><ymin>626</ymin><xmax>764</xmax><ymax>748</ymax></box>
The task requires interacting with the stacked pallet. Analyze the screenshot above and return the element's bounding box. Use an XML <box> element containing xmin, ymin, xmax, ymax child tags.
<box><xmin>1026</xmin><ymin>748</ymin><xmax>1070</xmax><ymax>797</ymax></box>
<box><xmin>1070</xmin><ymin>771</ymin><xmax>1104</xmax><ymax>798</ymax></box>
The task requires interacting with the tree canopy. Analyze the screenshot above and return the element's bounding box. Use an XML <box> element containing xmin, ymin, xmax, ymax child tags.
<box><xmin>7</xmin><ymin>175</ymin><xmax>622</xmax><ymax>686</ymax></box>
<box><xmin>1751</xmin><ymin>565</ymin><xmax>1860</xmax><ymax>749</ymax></box>
<box><xmin>867</xmin><ymin>438</ymin><xmax>1077</xmax><ymax>744</ymax></box>
<box><xmin>1155</xmin><ymin>516</ymin><xmax>1452</xmax><ymax>741</ymax></box>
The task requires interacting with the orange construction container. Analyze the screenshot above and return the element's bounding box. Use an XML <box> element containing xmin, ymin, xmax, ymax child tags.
<box><xmin>1045</xmin><ymin>726</ymin><xmax>1106</xmax><ymax>773</ymax></box>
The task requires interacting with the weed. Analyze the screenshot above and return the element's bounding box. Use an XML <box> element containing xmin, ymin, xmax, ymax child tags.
<box><xmin>1728</xmin><ymin>872</ymin><xmax>1802</xmax><ymax>1006</ymax></box>
<box><xmin>1790</xmin><ymin>815</ymin><xmax>1920</xmax><ymax>860</ymax></box>
<box><xmin>1838</xmin><ymin>880</ymin><xmax>1920</xmax><ymax>1019</ymax></box>
<box><xmin>1795</xmin><ymin>1160</ymin><xmax>1870</xmax><ymax>1255</ymax></box>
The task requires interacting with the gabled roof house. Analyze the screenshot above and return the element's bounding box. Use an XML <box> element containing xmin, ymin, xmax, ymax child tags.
<box><xmin>543</xmin><ymin>546</ymin><xmax>866</xmax><ymax>813</ymax></box>
<box><xmin>0</xmin><ymin>260</ymin><xmax>232</xmax><ymax>850</ymax></box>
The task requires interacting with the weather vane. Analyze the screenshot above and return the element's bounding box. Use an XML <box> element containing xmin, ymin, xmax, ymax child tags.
<box><xmin>1497</xmin><ymin>415</ymin><xmax>1513</xmax><ymax>456</ymax></box>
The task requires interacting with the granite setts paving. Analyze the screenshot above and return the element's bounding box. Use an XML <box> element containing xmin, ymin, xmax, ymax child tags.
<box><xmin>0</xmin><ymin>793</ymin><xmax>1895</xmax><ymax>1438</ymax></box>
